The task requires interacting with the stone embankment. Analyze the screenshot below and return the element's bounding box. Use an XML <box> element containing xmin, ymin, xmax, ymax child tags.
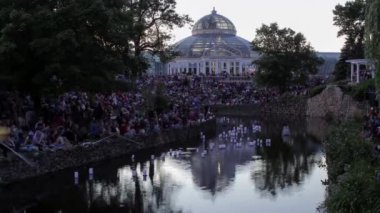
<box><xmin>0</xmin><ymin>119</ymin><xmax>216</xmax><ymax>185</ymax></box>
<box><xmin>306</xmin><ymin>85</ymin><xmax>365</xmax><ymax>120</ymax></box>
<box><xmin>213</xmin><ymin>85</ymin><xmax>366</xmax><ymax>122</ymax></box>
<box><xmin>212</xmin><ymin>97</ymin><xmax>306</xmax><ymax>117</ymax></box>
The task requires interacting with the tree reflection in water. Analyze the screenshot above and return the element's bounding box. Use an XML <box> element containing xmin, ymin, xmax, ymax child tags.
<box><xmin>251</xmin><ymin>134</ymin><xmax>322</xmax><ymax>198</ymax></box>
<box><xmin>190</xmin><ymin>116</ymin><xmax>323</xmax><ymax>198</ymax></box>
<box><xmin>83</xmin><ymin>160</ymin><xmax>184</xmax><ymax>213</ymax></box>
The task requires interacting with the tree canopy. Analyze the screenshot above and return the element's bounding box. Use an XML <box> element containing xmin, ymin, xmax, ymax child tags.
<box><xmin>252</xmin><ymin>23</ymin><xmax>323</xmax><ymax>90</ymax></box>
<box><xmin>365</xmin><ymin>0</ymin><xmax>380</xmax><ymax>91</ymax></box>
<box><xmin>332</xmin><ymin>0</ymin><xmax>366</xmax><ymax>81</ymax></box>
<box><xmin>123</xmin><ymin>0</ymin><xmax>191</xmax><ymax>75</ymax></box>
<box><xmin>0</xmin><ymin>0</ymin><xmax>191</xmax><ymax>93</ymax></box>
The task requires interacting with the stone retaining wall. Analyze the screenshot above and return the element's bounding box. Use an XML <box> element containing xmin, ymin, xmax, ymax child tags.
<box><xmin>0</xmin><ymin>119</ymin><xmax>216</xmax><ymax>184</ymax></box>
<box><xmin>212</xmin><ymin>97</ymin><xmax>306</xmax><ymax>117</ymax></box>
<box><xmin>306</xmin><ymin>85</ymin><xmax>366</xmax><ymax>120</ymax></box>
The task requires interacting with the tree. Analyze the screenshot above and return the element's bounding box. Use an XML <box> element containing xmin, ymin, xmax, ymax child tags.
<box><xmin>116</xmin><ymin>0</ymin><xmax>191</xmax><ymax>76</ymax></box>
<box><xmin>333</xmin><ymin>0</ymin><xmax>366</xmax><ymax>81</ymax></box>
<box><xmin>0</xmin><ymin>0</ymin><xmax>191</xmax><ymax>93</ymax></box>
<box><xmin>0</xmin><ymin>0</ymin><xmax>126</xmax><ymax>94</ymax></box>
<box><xmin>252</xmin><ymin>23</ymin><xmax>323</xmax><ymax>90</ymax></box>
<box><xmin>365</xmin><ymin>0</ymin><xmax>380</xmax><ymax>89</ymax></box>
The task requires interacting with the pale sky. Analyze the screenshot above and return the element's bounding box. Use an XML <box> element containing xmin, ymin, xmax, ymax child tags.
<box><xmin>171</xmin><ymin>0</ymin><xmax>348</xmax><ymax>52</ymax></box>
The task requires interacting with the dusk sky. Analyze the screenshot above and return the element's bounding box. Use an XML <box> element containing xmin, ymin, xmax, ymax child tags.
<box><xmin>171</xmin><ymin>0</ymin><xmax>348</xmax><ymax>52</ymax></box>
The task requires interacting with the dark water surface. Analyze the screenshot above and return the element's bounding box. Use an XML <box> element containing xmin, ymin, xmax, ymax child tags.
<box><xmin>0</xmin><ymin>116</ymin><xmax>327</xmax><ymax>213</ymax></box>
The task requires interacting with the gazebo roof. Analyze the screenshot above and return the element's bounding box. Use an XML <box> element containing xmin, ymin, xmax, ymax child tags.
<box><xmin>346</xmin><ymin>59</ymin><xmax>377</xmax><ymax>65</ymax></box>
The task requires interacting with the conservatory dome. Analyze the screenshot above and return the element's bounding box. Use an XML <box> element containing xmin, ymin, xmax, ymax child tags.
<box><xmin>192</xmin><ymin>8</ymin><xmax>236</xmax><ymax>36</ymax></box>
<box><xmin>167</xmin><ymin>8</ymin><xmax>258</xmax><ymax>76</ymax></box>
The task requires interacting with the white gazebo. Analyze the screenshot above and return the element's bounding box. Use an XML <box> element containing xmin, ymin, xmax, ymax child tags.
<box><xmin>346</xmin><ymin>59</ymin><xmax>377</xmax><ymax>84</ymax></box>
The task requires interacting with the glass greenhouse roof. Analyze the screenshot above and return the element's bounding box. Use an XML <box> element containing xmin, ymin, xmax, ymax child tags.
<box><xmin>192</xmin><ymin>8</ymin><xmax>236</xmax><ymax>36</ymax></box>
<box><xmin>174</xmin><ymin>34</ymin><xmax>252</xmax><ymax>58</ymax></box>
<box><xmin>173</xmin><ymin>9</ymin><xmax>253</xmax><ymax>59</ymax></box>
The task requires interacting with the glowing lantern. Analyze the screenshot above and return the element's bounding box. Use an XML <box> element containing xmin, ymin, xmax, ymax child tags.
<box><xmin>0</xmin><ymin>126</ymin><xmax>10</xmax><ymax>141</ymax></box>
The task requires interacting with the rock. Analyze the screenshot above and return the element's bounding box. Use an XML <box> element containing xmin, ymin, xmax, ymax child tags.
<box><xmin>306</xmin><ymin>85</ymin><xmax>365</xmax><ymax>120</ymax></box>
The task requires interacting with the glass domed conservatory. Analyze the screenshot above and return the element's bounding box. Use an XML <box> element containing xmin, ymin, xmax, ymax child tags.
<box><xmin>168</xmin><ymin>8</ymin><xmax>258</xmax><ymax>75</ymax></box>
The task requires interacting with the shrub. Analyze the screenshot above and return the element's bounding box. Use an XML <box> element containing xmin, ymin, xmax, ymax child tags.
<box><xmin>350</xmin><ymin>79</ymin><xmax>375</xmax><ymax>101</ymax></box>
<box><xmin>325</xmin><ymin>121</ymin><xmax>380</xmax><ymax>212</ymax></box>
<box><xmin>326</xmin><ymin>160</ymin><xmax>380</xmax><ymax>213</ymax></box>
<box><xmin>326</xmin><ymin>122</ymin><xmax>372</xmax><ymax>180</ymax></box>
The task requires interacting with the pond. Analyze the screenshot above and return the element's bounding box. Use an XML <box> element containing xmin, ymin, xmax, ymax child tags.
<box><xmin>0</xmin><ymin>116</ymin><xmax>327</xmax><ymax>213</ymax></box>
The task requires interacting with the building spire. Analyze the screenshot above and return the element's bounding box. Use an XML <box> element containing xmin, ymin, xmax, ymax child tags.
<box><xmin>212</xmin><ymin>7</ymin><xmax>217</xmax><ymax>14</ymax></box>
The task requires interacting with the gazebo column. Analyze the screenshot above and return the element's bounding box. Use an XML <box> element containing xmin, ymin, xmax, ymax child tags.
<box><xmin>350</xmin><ymin>63</ymin><xmax>354</xmax><ymax>83</ymax></box>
<box><xmin>371</xmin><ymin>64</ymin><xmax>375</xmax><ymax>79</ymax></box>
<box><xmin>356</xmin><ymin>63</ymin><xmax>360</xmax><ymax>83</ymax></box>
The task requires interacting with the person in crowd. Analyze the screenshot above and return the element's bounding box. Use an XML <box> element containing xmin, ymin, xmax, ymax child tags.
<box><xmin>0</xmin><ymin>74</ymin><xmax>320</xmax><ymax>155</ymax></box>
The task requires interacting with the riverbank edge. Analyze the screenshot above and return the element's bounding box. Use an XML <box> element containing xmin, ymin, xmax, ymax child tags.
<box><xmin>323</xmin><ymin>120</ymin><xmax>380</xmax><ymax>212</ymax></box>
<box><xmin>211</xmin><ymin>97</ymin><xmax>307</xmax><ymax>117</ymax></box>
<box><xmin>0</xmin><ymin>118</ymin><xmax>217</xmax><ymax>185</ymax></box>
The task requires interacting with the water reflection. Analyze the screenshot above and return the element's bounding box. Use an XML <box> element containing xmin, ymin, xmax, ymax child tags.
<box><xmin>0</xmin><ymin>116</ymin><xmax>326</xmax><ymax>213</ymax></box>
<box><xmin>190</xmin><ymin>143</ymin><xmax>254</xmax><ymax>195</ymax></box>
<box><xmin>252</xmin><ymin>136</ymin><xmax>322</xmax><ymax>198</ymax></box>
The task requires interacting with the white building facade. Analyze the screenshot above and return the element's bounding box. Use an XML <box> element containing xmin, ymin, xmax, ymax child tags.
<box><xmin>168</xmin><ymin>9</ymin><xmax>259</xmax><ymax>76</ymax></box>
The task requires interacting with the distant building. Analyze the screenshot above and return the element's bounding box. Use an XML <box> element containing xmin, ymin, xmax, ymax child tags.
<box><xmin>316</xmin><ymin>52</ymin><xmax>340</xmax><ymax>78</ymax></box>
<box><xmin>144</xmin><ymin>53</ymin><xmax>166</xmax><ymax>76</ymax></box>
<box><xmin>168</xmin><ymin>8</ymin><xmax>259</xmax><ymax>75</ymax></box>
<box><xmin>164</xmin><ymin>9</ymin><xmax>339</xmax><ymax>78</ymax></box>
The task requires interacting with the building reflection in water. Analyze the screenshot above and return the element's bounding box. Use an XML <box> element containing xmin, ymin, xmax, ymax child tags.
<box><xmin>190</xmin><ymin>116</ymin><xmax>323</xmax><ymax>198</ymax></box>
<box><xmin>84</xmin><ymin>116</ymin><xmax>323</xmax><ymax>208</ymax></box>
<box><xmin>4</xmin><ymin>116</ymin><xmax>325</xmax><ymax>213</ymax></box>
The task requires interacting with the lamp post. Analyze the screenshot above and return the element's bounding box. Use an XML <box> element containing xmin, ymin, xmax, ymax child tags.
<box><xmin>0</xmin><ymin>126</ymin><xmax>10</xmax><ymax>160</ymax></box>
<box><xmin>0</xmin><ymin>126</ymin><xmax>10</xmax><ymax>142</ymax></box>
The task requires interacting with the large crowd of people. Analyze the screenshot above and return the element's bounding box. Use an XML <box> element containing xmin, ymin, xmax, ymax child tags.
<box><xmin>0</xmin><ymin>75</ymin><xmax>314</xmax><ymax>157</ymax></box>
